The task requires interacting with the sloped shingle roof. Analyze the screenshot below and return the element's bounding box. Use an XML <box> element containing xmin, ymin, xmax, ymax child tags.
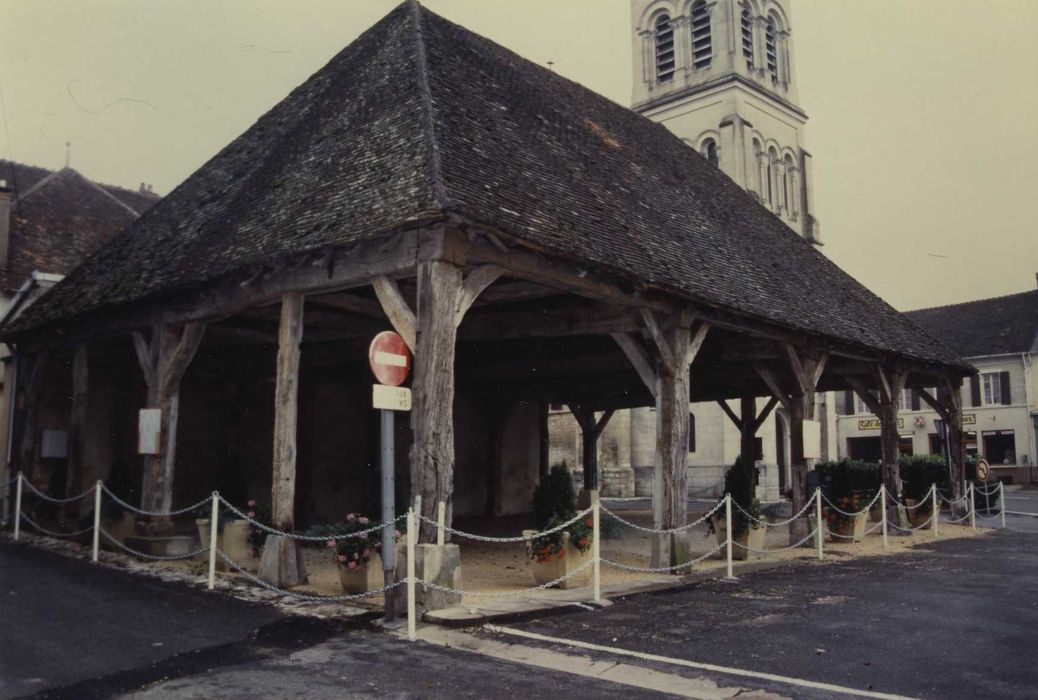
<box><xmin>5</xmin><ymin>2</ymin><xmax>966</xmax><ymax>370</ymax></box>
<box><xmin>905</xmin><ymin>289</ymin><xmax>1038</xmax><ymax>358</ymax></box>
<box><xmin>0</xmin><ymin>160</ymin><xmax>159</xmax><ymax>291</ymax></box>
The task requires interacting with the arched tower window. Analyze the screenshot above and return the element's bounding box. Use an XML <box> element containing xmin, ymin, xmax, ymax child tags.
<box><xmin>655</xmin><ymin>15</ymin><xmax>676</xmax><ymax>82</ymax></box>
<box><xmin>690</xmin><ymin>1</ymin><xmax>712</xmax><ymax>70</ymax></box>
<box><xmin>740</xmin><ymin>4</ymin><xmax>754</xmax><ymax>69</ymax></box>
<box><xmin>765</xmin><ymin>19</ymin><xmax>779</xmax><ymax>82</ymax></box>
<box><xmin>767</xmin><ymin>146</ymin><xmax>779</xmax><ymax>206</ymax></box>
<box><xmin>784</xmin><ymin>153</ymin><xmax>797</xmax><ymax>216</ymax></box>
<box><xmin>701</xmin><ymin>138</ymin><xmax>718</xmax><ymax>166</ymax></box>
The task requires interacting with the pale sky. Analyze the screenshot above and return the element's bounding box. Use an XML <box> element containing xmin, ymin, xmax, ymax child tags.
<box><xmin>1</xmin><ymin>0</ymin><xmax>1036</xmax><ymax>311</ymax></box>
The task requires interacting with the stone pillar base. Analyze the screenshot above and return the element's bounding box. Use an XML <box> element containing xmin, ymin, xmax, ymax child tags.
<box><xmin>399</xmin><ymin>543</ymin><xmax>463</xmax><ymax>612</ymax></box>
<box><xmin>259</xmin><ymin>534</ymin><xmax>307</xmax><ymax>587</ymax></box>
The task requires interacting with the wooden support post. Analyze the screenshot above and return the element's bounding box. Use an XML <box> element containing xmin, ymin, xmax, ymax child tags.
<box><xmin>260</xmin><ymin>292</ymin><xmax>307</xmax><ymax>587</ymax></box>
<box><xmin>66</xmin><ymin>344</ymin><xmax>89</xmax><ymax>511</ymax></box>
<box><xmin>920</xmin><ymin>378</ymin><xmax>966</xmax><ymax>501</ymax></box>
<box><xmin>537</xmin><ymin>400</ymin><xmax>550</xmax><ymax>479</ymax></box>
<box><xmin>569</xmin><ymin>405</ymin><xmax>615</xmax><ymax>492</ymax></box>
<box><xmin>132</xmin><ymin>322</ymin><xmax>206</xmax><ymax>523</ymax></box>
<box><xmin>739</xmin><ymin>395</ymin><xmax>756</xmax><ymax>466</ymax></box>
<box><xmin>16</xmin><ymin>352</ymin><xmax>49</xmax><ymax>484</ymax></box>
<box><xmin>411</xmin><ymin>260</ymin><xmax>463</xmax><ymax>542</ymax></box>
<box><xmin>484</xmin><ymin>403</ymin><xmax>508</xmax><ymax>517</ymax></box>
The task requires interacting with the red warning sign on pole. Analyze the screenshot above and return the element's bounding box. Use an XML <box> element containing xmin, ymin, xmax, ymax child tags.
<box><xmin>368</xmin><ymin>331</ymin><xmax>411</xmax><ymax>387</ymax></box>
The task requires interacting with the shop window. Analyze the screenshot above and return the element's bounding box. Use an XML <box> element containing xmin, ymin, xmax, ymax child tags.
<box><xmin>898</xmin><ymin>435</ymin><xmax>914</xmax><ymax>456</ymax></box>
<box><xmin>965</xmin><ymin>431</ymin><xmax>978</xmax><ymax>456</ymax></box>
<box><xmin>847</xmin><ymin>436</ymin><xmax>881</xmax><ymax>462</ymax></box>
<box><xmin>983</xmin><ymin>430</ymin><xmax>1016</xmax><ymax>465</ymax></box>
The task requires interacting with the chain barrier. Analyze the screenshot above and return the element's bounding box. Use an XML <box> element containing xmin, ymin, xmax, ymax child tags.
<box><xmin>21</xmin><ymin>479</ymin><xmax>95</xmax><ymax>505</ymax></box>
<box><xmin>19</xmin><ymin>513</ymin><xmax>94</xmax><ymax>538</ymax></box>
<box><xmin>420</xmin><ymin>557</ymin><xmax>596</xmax><ymax>599</ymax></box>
<box><xmin>730</xmin><ymin>526</ymin><xmax>819</xmax><ymax>555</ymax></box>
<box><xmin>599</xmin><ymin>501</ymin><xmax>723</xmax><ymax>534</ymax></box>
<box><xmin>600</xmin><ymin>542</ymin><xmax>725</xmax><ymax>574</ymax></box>
<box><xmin>819</xmin><ymin>489</ymin><xmax>882</xmax><ymax>518</ymax></box>
<box><xmin>101</xmin><ymin>485</ymin><xmax>211</xmax><ymax>518</ymax></box>
<box><xmin>219</xmin><ymin>495</ymin><xmax>406</xmax><ymax>542</ymax></box>
<box><xmin>215</xmin><ymin>548</ymin><xmax>402</xmax><ymax>602</ymax></box>
<box><xmin>418</xmin><ymin>507</ymin><xmax>593</xmax><ymax>543</ymax></box>
<box><xmin>886</xmin><ymin>486</ymin><xmax>935</xmax><ymax>512</ymax></box>
<box><xmin>941</xmin><ymin>510</ymin><xmax>971</xmax><ymax>525</ymax></box>
<box><xmin>887</xmin><ymin>511</ymin><xmax>935</xmax><ymax>532</ymax></box>
<box><xmin>974</xmin><ymin>483</ymin><xmax>1002</xmax><ymax>496</ymax></box>
<box><xmin>939</xmin><ymin>492</ymin><xmax>969</xmax><ymax>507</ymax></box>
<box><xmin>731</xmin><ymin>494</ymin><xmax>815</xmax><ymax>528</ymax></box>
<box><xmin>98</xmin><ymin>527</ymin><xmax>209</xmax><ymax>561</ymax></box>
<box><xmin>975</xmin><ymin>510</ymin><xmax>1005</xmax><ymax>520</ymax></box>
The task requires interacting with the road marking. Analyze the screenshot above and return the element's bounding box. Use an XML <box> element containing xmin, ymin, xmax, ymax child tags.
<box><xmin>1006</xmin><ymin>510</ymin><xmax>1038</xmax><ymax>518</ymax></box>
<box><xmin>486</xmin><ymin>625</ymin><xmax>919</xmax><ymax>700</ymax></box>
<box><xmin>411</xmin><ymin>626</ymin><xmax>779</xmax><ymax>699</ymax></box>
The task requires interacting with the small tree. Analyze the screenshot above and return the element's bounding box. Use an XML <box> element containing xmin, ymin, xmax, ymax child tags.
<box><xmin>528</xmin><ymin>462</ymin><xmax>591</xmax><ymax>561</ymax></box>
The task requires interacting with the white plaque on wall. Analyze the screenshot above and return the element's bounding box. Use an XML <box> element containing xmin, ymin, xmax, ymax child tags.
<box><xmin>802</xmin><ymin>419</ymin><xmax>822</xmax><ymax>460</ymax></box>
<box><xmin>40</xmin><ymin>429</ymin><xmax>69</xmax><ymax>459</ymax></box>
<box><xmin>138</xmin><ymin>408</ymin><xmax>162</xmax><ymax>455</ymax></box>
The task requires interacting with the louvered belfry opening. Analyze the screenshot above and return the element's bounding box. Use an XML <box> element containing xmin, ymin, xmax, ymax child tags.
<box><xmin>765</xmin><ymin>19</ymin><xmax>778</xmax><ymax>81</ymax></box>
<box><xmin>741</xmin><ymin>4</ymin><xmax>754</xmax><ymax>68</ymax></box>
<box><xmin>690</xmin><ymin>2</ymin><xmax>712</xmax><ymax>70</ymax></box>
<box><xmin>655</xmin><ymin>14</ymin><xmax>675</xmax><ymax>82</ymax></box>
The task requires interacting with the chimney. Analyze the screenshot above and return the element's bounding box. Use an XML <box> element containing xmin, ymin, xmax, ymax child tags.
<box><xmin>0</xmin><ymin>179</ymin><xmax>11</xmax><ymax>270</ymax></box>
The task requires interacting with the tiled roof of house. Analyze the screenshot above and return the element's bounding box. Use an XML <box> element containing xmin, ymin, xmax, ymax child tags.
<box><xmin>0</xmin><ymin>159</ymin><xmax>159</xmax><ymax>291</ymax></box>
<box><xmin>904</xmin><ymin>289</ymin><xmax>1038</xmax><ymax>358</ymax></box>
<box><xmin>4</xmin><ymin>2</ymin><xmax>966</xmax><ymax>369</ymax></box>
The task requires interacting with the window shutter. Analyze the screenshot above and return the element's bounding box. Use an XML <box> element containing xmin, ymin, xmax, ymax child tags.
<box><xmin>970</xmin><ymin>375</ymin><xmax>981</xmax><ymax>406</ymax></box>
<box><xmin>1000</xmin><ymin>371</ymin><xmax>1012</xmax><ymax>405</ymax></box>
<box><xmin>844</xmin><ymin>390</ymin><xmax>854</xmax><ymax>415</ymax></box>
<box><xmin>911</xmin><ymin>389</ymin><xmax>920</xmax><ymax>411</ymax></box>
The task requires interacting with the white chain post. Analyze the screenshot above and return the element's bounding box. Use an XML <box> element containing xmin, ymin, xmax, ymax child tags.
<box><xmin>591</xmin><ymin>490</ymin><xmax>601</xmax><ymax>603</ymax></box>
<box><xmin>880</xmin><ymin>484</ymin><xmax>888</xmax><ymax>549</ymax></box>
<box><xmin>931</xmin><ymin>484</ymin><xmax>939</xmax><ymax>539</ymax></box>
<box><xmin>406</xmin><ymin>508</ymin><xmax>417</xmax><ymax>642</ymax></box>
<box><xmin>92</xmin><ymin>480</ymin><xmax>102</xmax><ymax>562</ymax></box>
<box><xmin>207</xmin><ymin>492</ymin><xmax>219</xmax><ymax>591</ymax></box>
<box><xmin>815</xmin><ymin>487</ymin><xmax>823</xmax><ymax>561</ymax></box>
<box><xmin>968</xmin><ymin>482</ymin><xmax>976</xmax><ymax>531</ymax></box>
<box><xmin>13</xmin><ymin>472</ymin><xmax>22</xmax><ymax>541</ymax></box>
<box><xmin>414</xmin><ymin>494</ymin><xmax>422</xmax><ymax>524</ymax></box>
<box><xmin>1000</xmin><ymin>482</ymin><xmax>1006</xmax><ymax>529</ymax></box>
<box><xmin>436</xmin><ymin>501</ymin><xmax>445</xmax><ymax>547</ymax></box>
<box><xmin>724</xmin><ymin>493</ymin><xmax>733</xmax><ymax>579</ymax></box>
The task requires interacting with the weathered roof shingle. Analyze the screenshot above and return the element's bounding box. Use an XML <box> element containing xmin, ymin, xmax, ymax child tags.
<box><xmin>5</xmin><ymin>2</ymin><xmax>966</xmax><ymax>369</ymax></box>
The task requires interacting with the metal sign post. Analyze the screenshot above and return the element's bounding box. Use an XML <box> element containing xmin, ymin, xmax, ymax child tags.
<box><xmin>368</xmin><ymin>331</ymin><xmax>411</xmax><ymax>626</ymax></box>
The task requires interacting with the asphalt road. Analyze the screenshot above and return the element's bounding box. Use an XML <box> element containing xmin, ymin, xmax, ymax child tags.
<box><xmin>502</xmin><ymin>529</ymin><xmax>1038</xmax><ymax>699</ymax></box>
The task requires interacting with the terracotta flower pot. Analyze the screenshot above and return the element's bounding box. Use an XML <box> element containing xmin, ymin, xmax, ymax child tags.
<box><xmin>338</xmin><ymin>552</ymin><xmax>385</xmax><ymax>594</ymax></box>
<box><xmin>711</xmin><ymin>516</ymin><xmax>766</xmax><ymax>560</ymax></box>
<box><xmin>904</xmin><ymin>499</ymin><xmax>934</xmax><ymax>528</ymax></box>
<box><xmin>524</xmin><ymin>531</ymin><xmax>591</xmax><ymax>589</ymax></box>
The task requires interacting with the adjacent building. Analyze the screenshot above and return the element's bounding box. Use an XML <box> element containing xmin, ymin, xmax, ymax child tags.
<box><xmin>0</xmin><ymin>160</ymin><xmax>158</xmax><ymax>494</ymax></box>
<box><xmin>552</xmin><ymin>0</ymin><xmax>833</xmax><ymax>501</ymax></box>
<box><xmin>836</xmin><ymin>286</ymin><xmax>1038</xmax><ymax>485</ymax></box>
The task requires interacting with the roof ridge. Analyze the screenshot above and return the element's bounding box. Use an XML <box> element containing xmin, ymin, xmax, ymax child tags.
<box><xmin>408</xmin><ymin>0</ymin><xmax>452</xmax><ymax>210</ymax></box>
<box><xmin>905</xmin><ymin>288</ymin><xmax>1038</xmax><ymax>315</ymax></box>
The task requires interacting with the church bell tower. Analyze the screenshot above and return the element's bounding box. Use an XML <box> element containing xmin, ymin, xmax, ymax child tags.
<box><xmin>631</xmin><ymin>0</ymin><xmax>820</xmax><ymax>243</ymax></box>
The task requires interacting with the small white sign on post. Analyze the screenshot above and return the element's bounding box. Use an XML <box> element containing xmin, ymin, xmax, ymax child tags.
<box><xmin>138</xmin><ymin>408</ymin><xmax>162</xmax><ymax>454</ymax></box>
<box><xmin>802</xmin><ymin>419</ymin><xmax>822</xmax><ymax>460</ymax></box>
<box><xmin>372</xmin><ymin>384</ymin><xmax>412</xmax><ymax>412</ymax></box>
<box><xmin>40</xmin><ymin>429</ymin><xmax>69</xmax><ymax>459</ymax></box>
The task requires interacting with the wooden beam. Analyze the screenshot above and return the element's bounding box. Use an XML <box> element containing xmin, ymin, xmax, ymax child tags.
<box><xmin>686</xmin><ymin>321</ymin><xmax>711</xmax><ymax>367</ymax></box>
<box><xmin>373</xmin><ymin>275</ymin><xmax>417</xmax><ymax>352</ymax></box>
<box><xmin>308</xmin><ymin>293</ymin><xmax>384</xmax><ymax>319</ymax></box>
<box><xmin>753</xmin><ymin>363</ymin><xmax>792</xmax><ymax>412</ymax></box>
<box><xmin>845</xmin><ymin>375</ymin><xmax>882</xmax><ymax>416</ymax></box>
<box><xmin>639</xmin><ymin>310</ymin><xmax>674</xmax><ymax>370</ymax></box>
<box><xmin>455</xmin><ymin>265</ymin><xmax>503</xmax><ymax>326</ymax></box>
<box><xmin>753</xmin><ymin>396</ymin><xmax>780</xmax><ymax>432</ymax></box>
<box><xmin>716</xmin><ymin>399</ymin><xmax>741</xmax><ymax>429</ymax></box>
<box><xmin>271</xmin><ymin>292</ymin><xmax>304</xmax><ymax>531</ymax></box>
<box><xmin>611</xmin><ymin>332</ymin><xmax>657</xmax><ymax>399</ymax></box>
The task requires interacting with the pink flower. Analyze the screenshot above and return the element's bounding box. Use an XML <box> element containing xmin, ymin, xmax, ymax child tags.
<box><xmin>337</xmin><ymin>554</ymin><xmax>346</xmax><ymax>563</ymax></box>
<box><xmin>325</xmin><ymin>540</ymin><xmax>336</xmax><ymax>549</ymax></box>
<box><xmin>246</xmin><ymin>511</ymin><xmax>255</xmax><ymax>518</ymax></box>
<box><xmin>358</xmin><ymin>516</ymin><xmax>369</xmax><ymax>525</ymax></box>
<box><xmin>347</xmin><ymin>561</ymin><xmax>357</xmax><ymax>570</ymax></box>
<box><xmin>395</xmin><ymin>530</ymin><xmax>402</xmax><ymax>539</ymax></box>
<box><xmin>247</xmin><ymin>500</ymin><xmax>257</xmax><ymax>508</ymax></box>
<box><xmin>362</xmin><ymin>548</ymin><xmax>370</xmax><ymax>557</ymax></box>
<box><xmin>346</xmin><ymin>513</ymin><xmax>356</xmax><ymax>522</ymax></box>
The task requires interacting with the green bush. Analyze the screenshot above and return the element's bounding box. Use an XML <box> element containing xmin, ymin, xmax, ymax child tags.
<box><xmin>528</xmin><ymin>462</ymin><xmax>591</xmax><ymax>561</ymax></box>
<box><xmin>899</xmin><ymin>455</ymin><xmax>946</xmax><ymax>501</ymax></box>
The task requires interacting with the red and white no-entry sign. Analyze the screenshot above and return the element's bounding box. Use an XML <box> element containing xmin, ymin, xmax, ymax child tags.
<box><xmin>368</xmin><ymin>331</ymin><xmax>411</xmax><ymax>387</ymax></box>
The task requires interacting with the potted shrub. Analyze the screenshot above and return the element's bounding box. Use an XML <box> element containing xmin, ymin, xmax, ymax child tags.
<box><xmin>311</xmin><ymin>514</ymin><xmax>397</xmax><ymax>594</ymax></box>
<box><xmin>525</xmin><ymin>463</ymin><xmax>593</xmax><ymax>589</ymax></box>
<box><xmin>710</xmin><ymin>457</ymin><xmax>766</xmax><ymax>560</ymax></box>
<box><xmin>195</xmin><ymin>499</ymin><xmax>266</xmax><ymax>570</ymax></box>
<box><xmin>827</xmin><ymin>493</ymin><xmax>870</xmax><ymax>542</ymax></box>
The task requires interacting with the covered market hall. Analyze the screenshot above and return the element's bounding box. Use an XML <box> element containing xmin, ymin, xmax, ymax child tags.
<box><xmin>0</xmin><ymin>2</ymin><xmax>971</xmax><ymax>586</ymax></box>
